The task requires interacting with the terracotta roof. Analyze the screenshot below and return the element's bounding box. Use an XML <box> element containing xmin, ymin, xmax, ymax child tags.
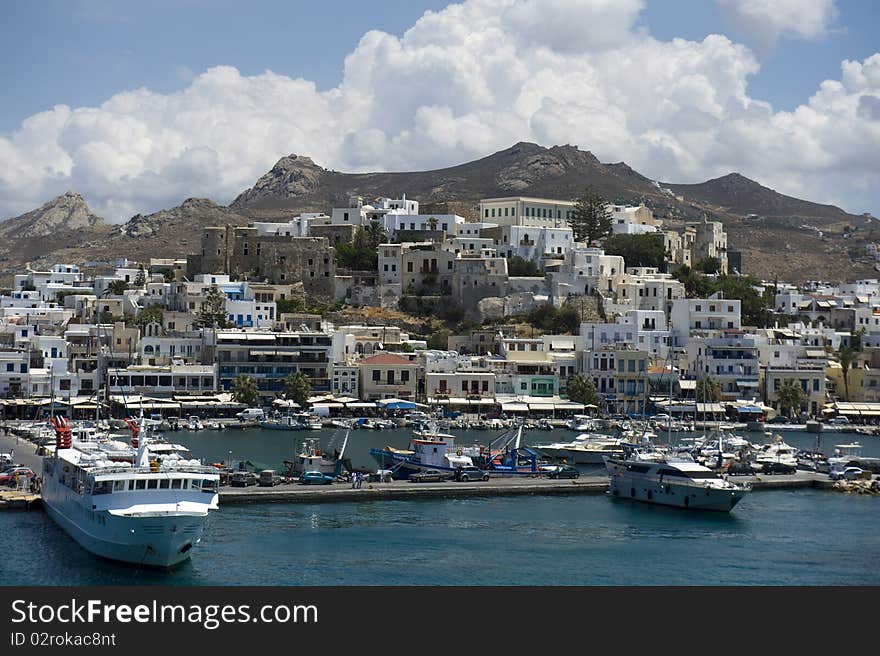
<box><xmin>359</xmin><ymin>352</ymin><xmax>415</xmax><ymax>366</ymax></box>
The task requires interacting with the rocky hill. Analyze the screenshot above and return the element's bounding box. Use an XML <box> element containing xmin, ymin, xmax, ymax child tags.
<box><xmin>230</xmin><ymin>142</ymin><xmax>679</xmax><ymax>214</ymax></box>
<box><xmin>121</xmin><ymin>198</ymin><xmax>251</xmax><ymax>239</ymax></box>
<box><xmin>662</xmin><ymin>173</ymin><xmax>856</xmax><ymax>224</ymax></box>
<box><xmin>0</xmin><ymin>143</ymin><xmax>875</xmax><ymax>284</ymax></box>
<box><xmin>0</xmin><ymin>191</ymin><xmax>104</xmax><ymax>239</ymax></box>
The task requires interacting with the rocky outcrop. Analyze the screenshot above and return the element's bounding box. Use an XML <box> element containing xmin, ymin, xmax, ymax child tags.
<box><xmin>0</xmin><ymin>191</ymin><xmax>104</xmax><ymax>238</ymax></box>
<box><xmin>229</xmin><ymin>155</ymin><xmax>325</xmax><ymax>209</ymax></box>
<box><xmin>121</xmin><ymin>198</ymin><xmax>249</xmax><ymax>238</ymax></box>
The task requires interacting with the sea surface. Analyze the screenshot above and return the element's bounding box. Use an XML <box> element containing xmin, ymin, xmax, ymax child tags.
<box><xmin>3</xmin><ymin>427</ymin><xmax>879</xmax><ymax>586</ymax></box>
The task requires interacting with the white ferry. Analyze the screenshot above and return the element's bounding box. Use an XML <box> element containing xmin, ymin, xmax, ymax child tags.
<box><xmin>40</xmin><ymin>416</ymin><xmax>219</xmax><ymax>567</ymax></box>
<box><xmin>604</xmin><ymin>455</ymin><xmax>750</xmax><ymax>512</ymax></box>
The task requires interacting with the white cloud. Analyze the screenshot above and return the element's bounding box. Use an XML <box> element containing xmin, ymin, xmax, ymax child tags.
<box><xmin>718</xmin><ymin>0</ymin><xmax>839</xmax><ymax>50</ymax></box>
<box><xmin>0</xmin><ymin>0</ymin><xmax>877</xmax><ymax>223</ymax></box>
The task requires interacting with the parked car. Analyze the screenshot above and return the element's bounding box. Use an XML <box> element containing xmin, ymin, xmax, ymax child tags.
<box><xmin>830</xmin><ymin>466</ymin><xmax>867</xmax><ymax>481</ymax></box>
<box><xmin>768</xmin><ymin>415</ymin><xmax>791</xmax><ymax>424</ymax></box>
<box><xmin>760</xmin><ymin>462</ymin><xmax>797</xmax><ymax>475</ymax></box>
<box><xmin>230</xmin><ymin>471</ymin><xmax>258</xmax><ymax>487</ymax></box>
<box><xmin>827</xmin><ymin>416</ymin><xmax>850</xmax><ymax>425</ymax></box>
<box><xmin>0</xmin><ymin>466</ymin><xmax>35</xmax><ymax>486</ymax></box>
<box><xmin>0</xmin><ymin>453</ymin><xmax>13</xmax><ymax>467</ymax></box>
<box><xmin>453</xmin><ymin>466</ymin><xmax>489</xmax><ymax>482</ymax></box>
<box><xmin>409</xmin><ymin>470</ymin><xmax>451</xmax><ymax>483</ymax></box>
<box><xmin>299</xmin><ymin>470</ymin><xmax>335</xmax><ymax>485</ymax></box>
<box><xmin>235</xmin><ymin>408</ymin><xmax>265</xmax><ymax>421</ymax></box>
<box><xmin>547</xmin><ymin>464</ymin><xmax>580</xmax><ymax>479</ymax></box>
<box><xmin>727</xmin><ymin>462</ymin><xmax>760</xmax><ymax>476</ymax></box>
<box><xmin>258</xmin><ymin>470</ymin><xmax>283</xmax><ymax>487</ymax></box>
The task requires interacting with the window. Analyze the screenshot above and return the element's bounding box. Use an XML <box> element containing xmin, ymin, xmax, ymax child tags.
<box><xmin>372</xmin><ymin>370</ymin><xmax>381</xmax><ymax>382</ymax></box>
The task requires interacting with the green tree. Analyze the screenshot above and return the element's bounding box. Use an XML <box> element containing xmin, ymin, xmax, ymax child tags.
<box><xmin>568</xmin><ymin>187</ymin><xmax>612</xmax><ymax>244</ymax></box>
<box><xmin>134</xmin><ymin>265</ymin><xmax>146</xmax><ymax>288</ymax></box>
<box><xmin>526</xmin><ymin>304</ymin><xmax>580</xmax><ymax>334</ymax></box>
<box><xmin>838</xmin><ymin>346</ymin><xmax>858</xmax><ymax>401</ymax></box>
<box><xmin>603</xmin><ymin>234</ymin><xmax>668</xmax><ymax>269</ymax></box>
<box><xmin>276</xmin><ymin>298</ymin><xmax>305</xmax><ymax>314</ymax></box>
<box><xmin>567</xmin><ymin>375</ymin><xmax>599</xmax><ymax>407</ymax></box>
<box><xmin>232</xmin><ymin>375</ymin><xmax>259</xmax><ymax>407</ymax></box>
<box><xmin>129</xmin><ymin>305</ymin><xmax>164</xmax><ymax>329</ymax></box>
<box><xmin>283</xmin><ymin>372</ymin><xmax>311</xmax><ymax>408</ymax></box>
<box><xmin>427</xmin><ymin>216</ymin><xmax>438</xmax><ymax>232</ymax></box>
<box><xmin>195</xmin><ymin>285</ymin><xmax>230</xmax><ymax>328</ymax></box>
<box><xmin>336</xmin><ymin>224</ymin><xmax>384</xmax><ymax>271</ymax></box>
<box><xmin>695</xmin><ymin>375</ymin><xmax>722</xmax><ymax>403</ymax></box>
<box><xmin>506</xmin><ymin>255</ymin><xmax>542</xmax><ymax>277</ymax></box>
<box><xmin>696</xmin><ymin>256</ymin><xmax>722</xmax><ymax>274</ymax></box>
<box><xmin>107</xmin><ymin>280</ymin><xmax>129</xmax><ymax>295</ymax></box>
<box><xmin>777</xmin><ymin>379</ymin><xmax>805</xmax><ymax>418</ymax></box>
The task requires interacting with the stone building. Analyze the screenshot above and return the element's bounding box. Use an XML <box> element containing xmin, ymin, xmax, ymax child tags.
<box><xmin>188</xmin><ymin>225</ymin><xmax>336</xmax><ymax>299</ymax></box>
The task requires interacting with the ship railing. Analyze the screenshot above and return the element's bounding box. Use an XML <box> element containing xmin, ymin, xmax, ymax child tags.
<box><xmin>88</xmin><ymin>464</ymin><xmax>220</xmax><ymax>476</ymax></box>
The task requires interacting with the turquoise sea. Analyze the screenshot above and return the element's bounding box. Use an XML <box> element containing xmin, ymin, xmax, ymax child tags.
<box><xmin>3</xmin><ymin>428</ymin><xmax>878</xmax><ymax>585</ymax></box>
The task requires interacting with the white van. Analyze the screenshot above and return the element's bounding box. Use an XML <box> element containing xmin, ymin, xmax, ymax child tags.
<box><xmin>236</xmin><ymin>408</ymin><xmax>265</xmax><ymax>421</ymax></box>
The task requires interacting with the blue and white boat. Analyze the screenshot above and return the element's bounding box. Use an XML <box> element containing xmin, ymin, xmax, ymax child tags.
<box><xmin>370</xmin><ymin>431</ymin><xmax>481</xmax><ymax>479</ymax></box>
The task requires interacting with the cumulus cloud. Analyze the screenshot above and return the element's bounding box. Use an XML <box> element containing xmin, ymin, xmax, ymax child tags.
<box><xmin>0</xmin><ymin>0</ymin><xmax>877</xmax><ymax>222</ymax></box>
<box><xmin>718</xmin><ymin>0</ymin><xmax>839</xmax><ymax>50</ymax></box>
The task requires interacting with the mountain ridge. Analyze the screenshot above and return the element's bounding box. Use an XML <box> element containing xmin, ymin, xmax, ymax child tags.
<box><xmin>0</xmin><ymin>143</ymin><xmax>875</xmax><ymax>284</ymax></box>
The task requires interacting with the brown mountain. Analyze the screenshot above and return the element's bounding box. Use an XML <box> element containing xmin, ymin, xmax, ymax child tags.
<box><xmin>0</xmin><ymin>191</ymin><xmax>105</xmax><ymax>239</ymax></box>
<box><xmin>230</xmin><ymin>142</ymin><xmax>678</xmax><ymax>215</ymax></box>
<box><xmin>662</xmin><ymin>173</ymin><xmax>854</xmax><ymax>223</ymax></box>
<box><xmin>0</xmin><ymin>143</ymin><xmax>874</xmax><ymax>284</ymax></box>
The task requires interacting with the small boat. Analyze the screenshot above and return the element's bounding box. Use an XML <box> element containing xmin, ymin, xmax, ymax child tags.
<box><xmin>186</xmin><ymin>416</ymin><xmax>204</xmax><ymax>430</ymax></box>
<box><xmin>259</xmin><ymin>415</ymin><xmax>306</xmax><ymax>431</ymax></box>
<box><xmin>566</xmin><ymin>415</ymin><xmax>594</xmax><ymax>431</ymax></box>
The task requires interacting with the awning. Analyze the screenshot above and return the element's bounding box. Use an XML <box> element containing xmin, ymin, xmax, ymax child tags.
<box><xmin>346</xmin><ymin>402</ymin><xmax>378</xmax><ymax>409</ymax></box>
<box><xmin>805</xmin><ymin>349</ymin><xmax>826</xmax><ymax>357</ymax></box>
<box><xmin>696</xmin><ymin>403</ymin><xmax>724</xmax><ymax>413</ymax></box>
<box><xmin>678</xmin><ymin>380</ymin><xmax>697</xmax><ymax>390</ymax></box>
<box><xmin>528</xmin><ymin>402</ymin><xmax>555</xmax><ymax>411</ymax></box>
<box><xmin>384</xmin><ymin>401</ymin><xmax>417</xmax><ymax>410</ymax></box>
<box><xmin>736</xmin><ymin>380</ymin><xmax>760</xmax><ymax>387</ymax></box>
<box><xmin>501</xmin><ymin>403</ymin><xmax>529</xmax><ymax>412</ymax></box>
<box><xmin>736</xmin><ymin>405</ymin><xmax>763</xmax><ymax>413</ymax></box>
<box><xmin>555</xmin><ymin>401</ymin><xmax>585</xmax><ymax>411</ymax></box>
<box><xmin>313</xmin><ymin>402</ymin><xmax>344</xmax><ymax>409</ymax></box>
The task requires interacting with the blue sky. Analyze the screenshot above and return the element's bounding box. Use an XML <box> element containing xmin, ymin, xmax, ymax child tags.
<box><xmin>0</xmin><ymin>0</ymin><xmax>878</xmax><ymax>221</ymax></box>
<box><xmin>2</xmin><ymin>0</ymin><xmax>876</xmax><ymax>131</ymax></box>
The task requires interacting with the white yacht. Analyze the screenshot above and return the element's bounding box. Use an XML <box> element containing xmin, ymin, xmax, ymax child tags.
<box><xmin>40</xmin><ymin>416</ymin><xmax>219</xmax><ymax>568</ymax></box>
<box><xmin>186</xmin><ymin>415</ymin><xmax>204</xmax><ymax>430</ymax></box>
<box><xmin>535</xmin><ymin>434</ymin><xmax>627</xmax><ymax>465</ymax></box>
<box><xmin>754</xmin><ymin>434</ymin><xmax>799</xmax><ymax>468</ymax></box>
<box><xmin>604</xmin><ymin>454</ymin><xmax>750</xmax><ymax>512</ymax></box>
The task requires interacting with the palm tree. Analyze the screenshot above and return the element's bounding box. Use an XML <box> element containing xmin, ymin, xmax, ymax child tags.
<box><xmin>838</xmin><ymin>346</ymin><xmax>858</xmax><ymax>401</ymax></box>
<box><xmin>232</xmin><ymin>375</ymin><xmax>259</xmax><ymax>407</ymax></box>
<box><xmin>777</xmin><ymin>379</ymin><xmax>805</xmax><ymax>419</ymax></box>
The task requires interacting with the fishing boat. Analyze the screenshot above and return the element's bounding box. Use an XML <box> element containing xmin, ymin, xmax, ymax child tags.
<box><xmin>40</xmin><ymin>416</ymin><xmax>220</xmax><ymax>567</ymax></box>
<box><xmin>370</xmin><ymin>432</ymin><xmax>486</xmax><ymax>479</ymax></box>
<box><xmin>284</xmin><ymin>435</ymin><xmax>350</xmax><ymax>477</ymax></box>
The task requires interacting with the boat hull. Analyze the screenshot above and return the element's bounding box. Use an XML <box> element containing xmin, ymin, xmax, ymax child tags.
<box><xmin>41</xmin><ymin>479</ymin><xmax>209</xmax><ymax>568</ymax></box>
<box><xmin>608</xmin><ymin>473</ymin><xmax>746</xmax><ymax>512</ymax></box>
<box><xmin>537</xmin><ymin>446</ymin><xmax>625</xmax><ymax>465</ymax></box>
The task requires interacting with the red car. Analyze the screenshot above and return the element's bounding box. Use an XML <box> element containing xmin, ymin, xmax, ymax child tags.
<box><xmin>0</xmin><ymin>467</ymin><xmax>35</xmax><ymax>486</ymax></box>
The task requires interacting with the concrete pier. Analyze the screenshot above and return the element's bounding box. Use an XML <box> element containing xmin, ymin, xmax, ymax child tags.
<box><xmin>219</xmin><ymin>471</ymin><xmax>834</xmax><ymax>505</ymax></box>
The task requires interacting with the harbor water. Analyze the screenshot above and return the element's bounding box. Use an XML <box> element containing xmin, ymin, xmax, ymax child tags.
<box><xmin>3</xmin><ymin>428</ymin><xmax>878</xmax><ymax>585</ymax></box>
